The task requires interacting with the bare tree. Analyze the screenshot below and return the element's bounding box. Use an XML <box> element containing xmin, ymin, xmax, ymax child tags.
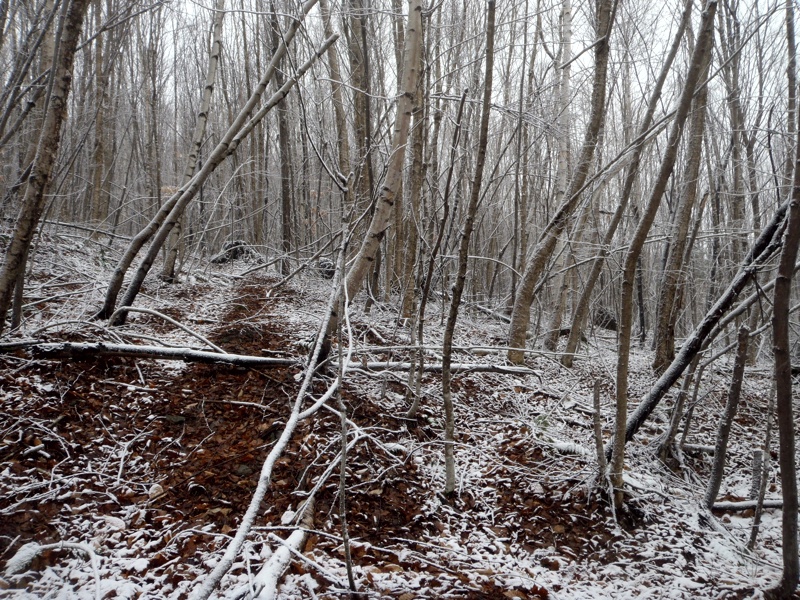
<box><xmin>652</xmin><ymin>49</ymin><xmax>712</xmax><ymax>373</ymax></box>
<box><xmin>562</xmin><ymin>0</ymin><xmax>693</xmax><ymax>367</ymax></box>
<box><xmin>506</xmin><ymin>0</ymin><xmax>616</xmax><ymax>364</ymax></box>
<box><xmin>768</xmin><ymin>3</ymin><xmax>800</xmax><ymax>595</ymax></box>
<box><xmin>441</xmin><ymin>0</ymin><xmax>495</xmax><ymax>495</ymax></box>
<box><xmin>269</xmin><ymin>1</ymin><xmax>294</xmax><ymax>275</ymax></box>
<box><xmin>0</xmin><ymin>0</ymin><xmax>91</xmax><ymax>334</ymax></box>
<box><xmin>704</xmin><ymin>325</ymin><xmax>748</xmax><ymax>508</ymax></box>
<box><xmin>95</xmin><ymin>0</ymin><xmax>327</xmax><ymax>321</ymax></box>
<box><xmin>343</xmin><ymin>0</ymin><xmax>422</xmax><ymax>301</ymax></box>
<box><xmin>610</xmin><ymin>0</ymin><xmax>717</xmax><ymax>508</ymax></box>
<box><xmin>161</xmin><ymin>0</ymin><xmax>225</xmax><ymax>283</ymax></box>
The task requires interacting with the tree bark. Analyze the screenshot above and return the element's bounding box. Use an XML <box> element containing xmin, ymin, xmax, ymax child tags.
<box><xmin>611</xmin><ymin>0</ymin><xmax>717</xmax><ymax>508</ymax></box>
<box><xmin>6</xmin><ymin>0</ymin><xmax>56</xmax><ymax>330</ymax></box>
<box><xmin>441</xmin><ymin>0</ymin><xmax>495</xmax><ymax>495</ymax></box>
<box><xmin>270</xmin><ymin>3</ymin><xmax>294</xmax><ymax>276</ymax></box>
<box><xmin>769</xmin><ymin>3</ymin><xmax>800</xmax><ymax>594</ymax></box>
<box><xmin>89</xmin><ymin>0</ymin><xmax>110</xmax><ymax>228</ymax></box>
<box><xmin>406</xmin><ymin>89</ymin><xmax>467</xmax><ymax>419</ymax></box>
<box><xmin>542</xmin><ymin>0</ymin><xmax>573</xmax><ymax>352</ymax></box>
<box><xmin>0</xmin><ymin>0</ymin><xmax>91</xmax><ymax>334</ymax></box>
<box><xmin>507</xmin><ymin>0</ymin><xmax>616</xmax><ymax>364</ymax></box>
<box><xmin>343</xmin><ymin>0</ymin><xmax>422</xmax><ymax>301</ymax></box>
<box><xmin>319</xmin><ymin>0</ymin><xmax>350</xmax><ymax>182</ymax></box>
<box><xmin>399</xmin><ymin>30</ymin><xmax>426</xmax><ymax>320</ymax></box>
<box><xmin>345</xmin><ymin>0</ymin><xmax>373</xmax><ymax>217</ymax></box>
<box><xmin>28</xmin><ymin>342</ymin><xmax>297</xmax><ymax>367</ymax></box>
<box><xmin>704</xmin><ymin>325</ymin><xmax>749</xmax><ymax>508</ymax></box>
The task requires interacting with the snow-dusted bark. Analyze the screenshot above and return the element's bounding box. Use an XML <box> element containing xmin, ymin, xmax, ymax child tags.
<box><xmin>0</xmin><ymin>0</ymin><xmax>91</xmax><ymax>334</ymax></box>
<box><xmin>561</xmin><ymin>0</ymin><xmax>693</xmax><ymax>367</ymax></box>
<box><xmin>161</xmin><ymin>0</ymin><xmax>226</xmax><ymax>282</ymax></box>
<box><xmin>611</xmin><ymin>0</ymin><xmax>717</xmax><ymax>508</ymax></box>
<box><xmin>704</xmin><ymin>325</ymin><xmax>749</xmax><ymax>508</ymax></box>
<box><xmin>606</xmin><ymin>198</ymin><xmax>789</xmax><ymax>459</ymax></box>
<box><xmin>507</xmin><ymin>0</ymin><xmax>616</xmax><ymax>364</ymax></box>
<box><xmin>771</xmin><ymin>3</ymin><xmax>800</xmax><ymax>593</ymax></box>
<box><xmin>343</xmin><ymin>0</ymin><xmax>422</xmax><ymax>301</ymax></box>
<box><xmin>28</xmin><ymin>342</ymin><xmax>296</xmax><ymax>367</ymax></box>
<box><xmin>441</xmin><ymin>0</ymin><xmax>495</xmax><ymax>494</ymax></box>
<box><xmin>226</xmin><ymin>502</ymin><xmax>314</xmax><ymax>600</ymax></box>
<box><xmin>97</xmin><ymin>0</ymin><xmax>324</xmax><ymax>321</ymax></box>
<box><xmin>652</xmin><ymin>52</ymin><xmax>711</xmax><ymax>374</ymax></box>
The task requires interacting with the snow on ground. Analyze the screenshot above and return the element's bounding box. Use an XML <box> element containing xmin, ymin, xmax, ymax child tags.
<box><xmin>0</xmin><ymin>234</ymin><xmax>794</xmax><ymax>599</ymax></box>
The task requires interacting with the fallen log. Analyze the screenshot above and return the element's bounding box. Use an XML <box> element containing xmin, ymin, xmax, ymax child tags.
<box><xmin>19</xmin><ymin>341</ymin><xmax>541</xmax><ymax>378</ymax></box>
<box><xmin>0</xmin><ymin>339</ymin><xmax>46</xmax><ymax>352</ymax></box>
<box><xmin>228</xmin><ymin>500</ymin><xmax>318</xmax><ymax>600</ymax></box>
<box><xmin>29</xmin><ymin>342</ymin><xmax>298</xmax><ymax>367</ymax></box>
<box><xmin>346</xmin><ymin>360</ymin><xmax>540</xmax><ymax>377</ymax></box>
<box><xmin>713</xmin><ymin>499</ymin><xmax>783</xmax><ymax>511</ymax></box>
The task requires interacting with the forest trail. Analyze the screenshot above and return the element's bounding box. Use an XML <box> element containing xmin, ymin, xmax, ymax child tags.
<box><xmin>0</xmin><ymin>238</ymin><xmax>788</xmax><ymax>598</ymax></box>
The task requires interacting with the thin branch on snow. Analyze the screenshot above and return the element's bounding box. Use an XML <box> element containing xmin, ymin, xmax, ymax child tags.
<box><xmin>107</xmin><ymin>306</ymin><xmax>227</xmax><ymax>353</ymax></box>
<box><xmin>4</xmin><ymin>541</ymin><xmax>102</xmax><ymax>600</ymax></box>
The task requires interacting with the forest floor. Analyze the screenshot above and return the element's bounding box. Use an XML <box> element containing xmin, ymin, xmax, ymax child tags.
<box><xmin>0</xmin><ymin>235</ymin><xmax>796</xmax><ymax>599</ymax></box>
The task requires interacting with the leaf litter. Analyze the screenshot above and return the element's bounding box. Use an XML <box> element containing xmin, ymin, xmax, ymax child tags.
<box><xmin>0</xmin><ymin>236</ymin><xmax>795</xmax><ymax>599</ymax></box>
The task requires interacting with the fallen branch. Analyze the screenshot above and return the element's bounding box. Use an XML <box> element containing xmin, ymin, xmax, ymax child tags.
<box><xmin>713</xmin><ymin>499</ymin><xmax>784</xmax><ymax>511</ymax></box>
<box><xmin>28</xmin><ymin>342</ymin><xmax>298</xmax><ymax>367</ymax></box>
<box><xmin>473</xmin><ymin>303</ymin><xmax>512</xmax><ymax>323</ymax></box>
<box><xmin>345</xmin><ymin>360</ymin><xmax>540</xmax><ymax>377</ymax></box>
<box><xmin>4</xmin><ymin>541</ymin><xmax>101</xmax><ymax>600</ymax></box>
<box><xmin>683</xmin><ymin>443</ymin><xmax>715</xmax><ymax>454</ymax></box>
<box><xmin>107</xmin><ymin>306</ymin><xmax>226</xmax><ymax>353</ymax></box>
<box><xmin>0</xmin><ymin>339</ymin><xmax>45</xmax><ymax>352</ymax></box>
<box><xmin>17</xmin><ymin>341</ymin><xmax>541</xmax><ymax>377</ymax></box>
<box><xmin>189</xmin><ymin>225</ymin><xmax>349</xmax><ymax>600</ymax></box>
<box><xmin>227</xmin><ymin>500</ymin><xmax>317</xmax><ymax>600</ymax></box>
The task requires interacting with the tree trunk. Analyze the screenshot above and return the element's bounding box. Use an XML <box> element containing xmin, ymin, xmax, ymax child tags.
<box><xmin>319</xmin><ymin>0</ymin><xmax>350</xmax><ymax>182</ymax></box>
<box><xmin>6</xmin><ymin>0</ymin><xmax>56</xmax><ymax>330</ymax></box>
<box><xmin>542</xmin><ymin>0</ymin><xmax>573</xmax><ymax>352</ymax></box>
<box><xmin>395</xmin><ymin>72</ymin><xmax>428</xmax><ymax>319</ymax></box>
<box><xmin>89</xmin><ymin>0</ymin><xmax>110</xmax><ymax>228</ymax></box>
<box><xmin>545</xmin><ymin>206</ymin><xmax>589</xmax><ymax>351</ymax></box>
<box><xmin>161</xmin><ymin>0</ymin><xmax>225</xmax><ymax>283</ymax></box>
<box><xmin>442</xmin><ymin>0</ymin><xmax>495</xmax><ymax>496</ymax></box>
<box><xmin>652</xmin><ymin>51</ymin><xmax>711</xmax><ymax>374</ymax></box>
<box><xmin>611</xmin><ymin>1</ymin><xmax>717</xmax><ymax>508</ymax></box>
<box><xmin>345</xmin><ymin>0</ymin><xmax>373</xmax><ymax>218</ymax></box>
<box><xmin>510</xmin><ymin>0</ymin><xmax>536</xmax><ymax>306</ymax></box>
<box><xmin>406</xmin><ymin>89</ymin><xmax>467</xmax><ymax>419</ymax></box>
<box><xmin>605</xmin><ymin>193</ymin><xmax>789</xmax><ymax>460</ymax></box>
<box><xmin>704</xmin><ymin>325</ymin><xmax>749</xmax><ymax>508</ymax></box>
<box><xmin>343</xmin><ymin>0</ymin><xmax>422</xmax><ymax>301</ymax></box>
<box><xmin>562</xmin><ymin>0</ymin><xmax>692</xmax><ymax>367</ymax></box>
<box><xmin>270</xmin><ymin>4</ymin><xmax>293</xmax><ymax>275</ymax></box>
<box><xmin>769</xmin><ymin>2</ymin><xmax>800</xmax><ymax>595</ymax></box>
<box><xmin>400</xmin><ymin>34</ymin><xmax>426</xmax><ymax>320</ymax></box>
<box><xmin>0</xmin><ymin>0</ymin><xmax>91</xmax><ymax>334</ymax></box>
<box><xmin>507</xmin><ymin>0</ymin><xmax>616</xmax><ymax>364</ymax></box>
